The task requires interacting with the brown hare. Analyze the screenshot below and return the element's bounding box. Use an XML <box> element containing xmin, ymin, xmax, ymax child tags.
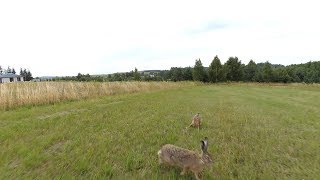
<box><xmin>189</xmin><ymin>113</ymin><xmax>202</xmax><ymax>131</ymax></box>
<box><xmin>158</xmin><ymin>137</ymin><xmax>213</xmax><ymax>180</ymax></box>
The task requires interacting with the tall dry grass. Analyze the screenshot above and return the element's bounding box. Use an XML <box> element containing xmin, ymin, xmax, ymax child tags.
<box><xmin>0</xmin><ymin>81</ymin><xmax>195</xmax><ymax>110</ymax></box>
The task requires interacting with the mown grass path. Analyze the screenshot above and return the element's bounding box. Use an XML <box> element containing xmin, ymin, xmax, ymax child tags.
<box><xmin>1</xmin><ymin>84</ymin><xmax>319</xmax><ymax>179</ymax></box>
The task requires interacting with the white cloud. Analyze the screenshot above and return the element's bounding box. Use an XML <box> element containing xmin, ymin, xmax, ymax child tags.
<box><xmin>0</xmin><ymin>0</ymin><xmax>319</xmax><ymax>76</ymax></box>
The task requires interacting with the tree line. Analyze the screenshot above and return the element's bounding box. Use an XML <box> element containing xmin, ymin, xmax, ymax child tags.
<box><xmin>165</xmin><ymin>57</ymin><xmax>320</xmax><ymax>83</ymax></box>
<box><xmin>54</xmin><ymin>56</ymin><xmax>320</xmax><ymax>83</ymax></box>
<box><xmin>191</xmin><ymin>56</ymin><xmax>320</xmax><ymax>83</ymax></box>
<box><xmin>55</xmin><ymin>68</ymin><xmax>145</xmax><ymax>82</ymax></box>
<box><xmin>0</xmin><ymin>66</ymin><xmax>33</xmax><ymax>81</ymax></box>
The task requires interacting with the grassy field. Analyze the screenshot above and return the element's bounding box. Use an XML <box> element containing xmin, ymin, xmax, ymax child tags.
<box><xmin>1</xmin><ymin>83</ymin><xmax>319</xmax><ymax>179</ymax></box>
<box><xmin>0</xmin><ymin>81</ymin><xmax>194</xmax><ymax>110</ymax></box>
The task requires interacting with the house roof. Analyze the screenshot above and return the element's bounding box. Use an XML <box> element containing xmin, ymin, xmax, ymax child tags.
<box><xmin>0</xmin><ymin>73</ymin><xmax>23</xmax><ymax>78</ymax></box>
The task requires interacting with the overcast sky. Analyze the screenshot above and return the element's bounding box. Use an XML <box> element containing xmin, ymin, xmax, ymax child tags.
<box><xmin>0</xmin><ymin>0</ymin><xmax>319</xmax><ymax>77</ymax></box>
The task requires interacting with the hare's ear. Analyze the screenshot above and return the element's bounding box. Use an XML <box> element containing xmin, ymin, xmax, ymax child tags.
<box><xmin>200</xmin><ymin>140</ymin><xmax>206</xmax><ymax>152</ymax></box>
<box><xmin>201</xmin><ymin>137</ymin><xmax>208</xmax><ymax>152</ymax></box>
<box><xmin>204</xmin><ymin>137</ymin><xmax>208</xmax><ymax>147</ymax></box>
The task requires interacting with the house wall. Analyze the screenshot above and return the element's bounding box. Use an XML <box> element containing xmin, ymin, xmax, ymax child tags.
<box><xmin>1</xmin><ymin>78</ymin><xmax>11</xmax><ymax>83</ymax></box>
<box><xmin>16</xmin><ymin>77</ymin><xmax>24</xmax><ymax>82</ymax></box>
<box><xmin>0</xmin><ymin>77</ymin><xmax>24</xmax><ymax>83</ymax></box>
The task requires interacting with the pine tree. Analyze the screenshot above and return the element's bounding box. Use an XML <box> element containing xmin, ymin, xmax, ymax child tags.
<box><xmin>23</xmin><ymin>69</ymin><xmax>28</xmax><ymax>79</ymax></box>
<box><xmin>77</xmin><ymin>73</ymin><xmax>82</xmax><ymax>80</ymax></box>
<box><xmin>7</xmin><ymin>66</ymin><xmax>12</xmax><ymax>74</ymax></box>
<box><xmin>262</xmin><ymin>62</ymin><xmax>273</xmax><ymax>82</ymax></box>
<box><xmin>182</xmin><ymin>67</ymin><xmax>193</xmax><ymax>81</ymax></box>
<box><xmin>225</xmin><ymin>57</ymin><xmax>243</xmax><ymax>81</ymax></box>
<box><xmin>244</xmin><ymin>60</ymin><xmax>257</xmax><ymax>81</ymax></box>
<box><xmin>274</xmin><ymin>68</ymin><xmax>290</xmax><ymax>83</ymax></box>
<box><xmin>170</xmin><ymin>67</ymin><xmax>183</xmax><ymax>81</ymax></box>
<box><xmin>192</xmin><ymin>59</ymin><xmax>207</xmax><ymax>82</ymax></box>
<box><xmin>208</xmin><ymin>55</ymin><xmax>223</xmax><ymax>82</ymax></box>
<box><xmin>21</xmin><ymin>69</ymin><xmax>33</xmax><ymax>81</ymax></box>
<box><xmin>134</xmin><ymin>68</ymin><xmax>141</xmax><ymax>81</ymax></box>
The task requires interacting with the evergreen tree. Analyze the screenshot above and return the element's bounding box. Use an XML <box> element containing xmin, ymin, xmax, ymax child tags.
<box><xmin>208</xmin><ymin>55</ymin><xmax>223</xmax><ymax>82</ymax></box>
<box><xmin>225</xmin><ymin>57</ymin><xmax>243</xmax><ymax>81</ymax></box>
<box><xmin>170</xmin><ymin>67</ymin><xmax>183</xmax><ymax>81</ymax></box>
<box><xmin>12</xmin><ymin>68</ymin><xmax>16</xmax><ymax>74</ymax></box>
<box><xmin>284</xmin><ymin>67</ymin><xmax>299</xmax><ymax>82</ymax></box>
<box><xmin>7</xmin><ymin>66</ymin><xmax>12</xmax><ymax>74</ymax></box>
<box><xmin>262</xmin><ymin>61</ymin><xmax>273</xmax><ymax>82</ymax></box>
<box><xmin>293</xmin><ymin>67</ymin><xmax>305</xmax><ymax>82</ymax></box>
<box><xmin>244</xmin><ymin>60</ymin><xmax>257</xmax><ymax>81</ymax></box>
<box><xmin>112</xmin><ymin>73</ymin><xmax>122</xmax><ymax>81</ymax></box>
<box><xmin>23</xmin><ymin>69</ymin><xmax>27</xmax><ymax>78</ymax></box>
<box><xmin>220</xmin><ymin>64</ymin><xmax>228</xmax><ymax>82</ymax></box>
<box><xmin>182</xmin><ymin>67</ymin><xmax>193</xmax><ymax>81</ymax></box>
<box><xmin>273</xmin><ymin>68</ymin><xmax>290</xmax><ymax>83</ymax></box>
<box><xmin>26</xmin><ymin>70</ymin><xmax>33</xmax><ymax>81</ymax></box>
<box><xmin>162</xmin><ymin>70</ymin><xmax>171</xmax><ymax>81</ymax></box>
<box><xmin>133</xmin><ymin>68</ymin><xmax>141</xmax><ymax>81</ymax></box>
<box><xmin>192</xmin><ymin>59</ymin><xmax>208</xmax><ymax>82</ymax></box>
<box><xmin>253</xmin><ymin>70</ymin><xmax>263</xmax><ymax>82</ymax></box>
<box><xmin>304</xmin><ymin>62</ymin><xmax>320</xmax><ymax>83</ymax></box>
<box><xmin>76</xmin><ymin>73</ymin><xmax>83</xmax><ymax>80</ymax></box>
<box><xmin>107</xmin><ymin>74</ymin><xmax>112</xmax><ymax>80</ymax></box>
<box><xmin>0</xmin><ymin>66</ymin><xmax>2</xmax><ymax>74</ymax></box>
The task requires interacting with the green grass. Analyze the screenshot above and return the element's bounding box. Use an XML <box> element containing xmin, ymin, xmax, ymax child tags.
<box><xmin>1</xmin><ymin>84</ymin><xmax>320</xmax><ymax>179</ymax></box>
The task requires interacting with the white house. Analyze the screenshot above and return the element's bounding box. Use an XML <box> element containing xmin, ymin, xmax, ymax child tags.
<box><xmin>0</xmin><ymin>73</ymin><xmax>24</xmax><ymax>83</ymax></box>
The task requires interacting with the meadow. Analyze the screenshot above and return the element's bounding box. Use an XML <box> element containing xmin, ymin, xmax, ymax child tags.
<box><xmin>0</xmin><ymin>81</ymin><xmax>194</xmax><ymax>110</ymax></box>
<box><xmin>0</xmin><ymin>83</ymin><xmax>319</xmax><ymax>179</ymax></box>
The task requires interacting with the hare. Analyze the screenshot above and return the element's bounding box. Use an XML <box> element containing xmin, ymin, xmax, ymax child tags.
<box><xmin>188</xmin><ymin>113</ymin><xmax>202</xmax><ymax>131</ymax></box>
<box><xmin>158</xmin><ymin>137</ymin><xmax>213</xmax><ymax>180</ymax></box>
